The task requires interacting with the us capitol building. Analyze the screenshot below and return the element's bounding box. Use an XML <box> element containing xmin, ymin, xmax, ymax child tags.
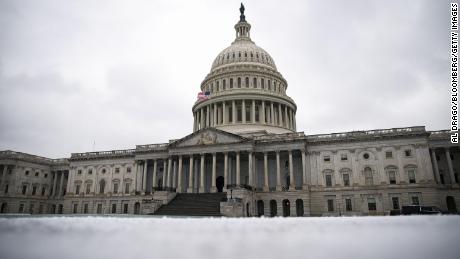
<box><xmin>0</xmin><ymin>6</ymin><xmax>458</xmax><ymax>217</ymax></box>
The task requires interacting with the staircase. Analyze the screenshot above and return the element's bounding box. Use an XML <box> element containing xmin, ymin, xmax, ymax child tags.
<box><xmin>154</xmin><ymin>193</ymin><xmax>227</xmax><ymax>216</ymax></box>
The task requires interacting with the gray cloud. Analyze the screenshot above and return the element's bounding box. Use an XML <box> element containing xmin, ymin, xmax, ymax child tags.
<box><xmin>0</xmin><ymin>0</ymin><xmax>452</xmax><ymax>157</ymax></box>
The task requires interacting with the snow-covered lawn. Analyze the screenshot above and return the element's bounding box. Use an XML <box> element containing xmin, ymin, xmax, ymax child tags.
<box><xmin>0</xmin><ymin>215</ymin><xmax>458</xmax><ymax>259</ymax></box>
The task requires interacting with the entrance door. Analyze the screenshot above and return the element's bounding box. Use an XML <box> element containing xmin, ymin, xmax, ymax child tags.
<box><xmin>0</xmin><ymin>203</ymin><xmax>6</xmax><ymax>213</ymax></box>
<box><xmin>283</xmin><ymin>199</ymin><xmax>290</xmax><ymax>217</ymax></box>
<box><xmin>446</xmin><ymin>196</ymin><xmax>457</xmax><ymax>213</ymax></box>
<box><xmin>257</xmin><ymin>200</ymin><xmax>264</xmax><ymax>217</ymax></box>
<box><xmin>216</xmin><ymin>176</ymin><xmax>224</xmax><ymax>192</ymax></box>
<box><xmin>270</xmin><ymin>200</ymin><xmax>277</xmax><ymax>217</ymax></box>
<box><xmin>134</xmin><ymin>202</ymin><xmax>140</xmax><ymax>214</ymax></box>
<box><xmin>296</xmin><ymin>199</ymin><xmax>304</xmax><ymax>216</ymax></box>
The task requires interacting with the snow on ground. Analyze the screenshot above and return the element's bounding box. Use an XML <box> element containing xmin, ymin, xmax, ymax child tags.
<box><xmin>0</xmin><ymin>215</ymin><xmax>459</xmax><ymax>259</ymax></box>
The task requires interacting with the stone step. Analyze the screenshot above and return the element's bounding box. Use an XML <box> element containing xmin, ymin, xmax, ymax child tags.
<box><xmin>154</xmin><ymin>193</ymin><xmax>227</xmax><ymax>216</ymax></box>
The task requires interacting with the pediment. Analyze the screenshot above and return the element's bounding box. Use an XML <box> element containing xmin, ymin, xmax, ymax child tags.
<box><xmin>171</xmin><ymin>128</ymin><xmax>248</xmax><ymax>148</ymax></box>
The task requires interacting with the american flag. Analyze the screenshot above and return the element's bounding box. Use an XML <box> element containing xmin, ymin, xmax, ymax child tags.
<box><xmin>197</xmin><ymin>91</ymin><xmax>211</xmax><ymax>101</ymax></box>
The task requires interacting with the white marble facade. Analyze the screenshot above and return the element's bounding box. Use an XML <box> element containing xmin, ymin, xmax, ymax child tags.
<box><xmin>0</xmin><ymin>7</ymin><xmax>459</xmax><ymax>216</ymax></box>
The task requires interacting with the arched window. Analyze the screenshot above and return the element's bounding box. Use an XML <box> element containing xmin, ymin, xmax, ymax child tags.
<box><xmin>261</xmin><ymin>78</ymin><xmax>265</xmax><ymax>89</ymax></box>
<box><xmin>237</xmin><ymin>77</ymin><xmax>241</xmax><ymax>88</ymax></box>
<box><xmin>245</xmin><ymin>77</ymin><xmax>249</xmax><ymax>88</ymax></box>
<box><xmin>230</xmin><ymin>78</ymin><xmax>233</xmax><ymax>89</ymax></box>
<box><xmin>364</xmin><ymin>167</ymin><xmax>373</xmax><ymax>185</ymax></box>
<box><xmin>223</xmin><ymin>79</ymin><xmax>226</xmax><ymax>90</ymax></box>
<box><xmin>253</xmin><ymin>77</ymin><xmax>257</xmax><ymax>88</ymax></box>
<box><xmin>99</xmin><ymin>179</ymin><xmax>106</xmax><ymax>194</ymax></box>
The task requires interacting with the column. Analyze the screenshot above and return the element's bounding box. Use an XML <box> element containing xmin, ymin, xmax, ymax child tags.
<box><xmin>223</xmin><ymin>102</ymin><xmax>227</xmax><ymax>124</ymax></box>
<box><xmin>261</xmin><ymin>101</ymin><xmax>266</xmax><ymax>124</ymax></box>
<box><xmin>152</xmin><ymin>159</ymin><xmax>158</xmax><ymax>189</ymax></box>
<box><xmin>177</xmin><ymin>156</ymin><xmax>183</xmax><ymax>193</ymax></box>
<box><xmin>58</xmin><ymin>172</ymin><xmax>64</xmax><ymax>197</ymax></box>
<box><xmin>199</xmin><ymin>154</ymin><xmax>205</xmax><ymax>193</ymax></box>
<box><xmin>242</xmin><ymin>100</ymin><xmax>246</xmax><ymax>123</ymax></box>
<box><xmin>1</xmin><ymin>166</ymin><xmax>7</xmax><ymax>190</ymax></box>
<box><xmin>445</xmin><ymin>148</ymin><xmax>456</xmax><ymax>185</ymax></box>
<box><xmin>236</xmin><ymin>152</ymin><xmax>241</xmax><ymax>186</ymax></box>
<box><xmin>52</xmin><ymin>171</ymin><xmax>58</xmax><ymax>196</ymax></box>
<box><xmin>224</xmin><ymin>152</ymin><xmax>228</xmax><ymax>190</ymax></box>
<box><xmin>289</xmin><ymin>150</ymin><xmax>295</xmax><ymax>191</ymax></box>
<box><xmin>284</xmin><ymin>106</ymin><xmax>289</xmax><ymax>128</ymax></box>
<box><xmin>211</xmin><ymin>153</ymin><xmax>217</xmax><ymax>192</ymax></box>
<box><xmin>200</xmin><ymin>108</ymin><xmax>205</xmax><ymax>129</ymax></box>
<box><xmin>232</xmin><ymin>101</ymin><xmax>236</xmax><ymax>124</ymax></box>
<box><xmin>162</xmin><ymin>159</ymin><xmax>167</xmax><ymax>189</ymax></box>
<box><xmin>263</xmin><ymin>152</ymin><xmax>269</xmax><ymax>191</ymax></box>
<box><xmin>276</xmin><ymin>151</ymin><xmax>281</xmax><ymax>191</ymax></box>
<box><xmin>289</xmin><ymin>109</ymin><xmax>294</xmax><ymax>130</ymax></box>
<box><xmin>193</xmin><ymin>112</ymin><xmax>196</xmax><ymax>131</ymax></box>
<box><xmin>301</xmin><ymin>150</ymin><xmax>309</xmax><ymax>190</ymax></box>
<box><xmin>207</xmin><ymin>106</ymin><xmax>211</xmax><ymax>127</ymax></box>
<box><xmin>251</xmin><ymin>100</ymin><xmax>256</xmax><ymax>123</ymax></box>
<box><xmin>142</xmin><ymin>160</ymin><xmax>148</xmax><ymax>193</ymax></box>
<box><xmin>213</xmin><ymin>103</ymin><xmax>217</xmax><ymax>126</ymax></box>
<box><xmin>248</xmin><ymin>152</ymin><xmax>253</xmax><ymax>186</ymax></box>
<box><xmin>270</xmin><ymin>102</ymin><xmax>275</xmax><ymax>125</ymax></box>
<box><xmin>430</xmin><ymin>149</ymin><xmax>441</xmax><ymax>183</ymax></box>
<box><xmin>172</xmin><ymin>160</ymin><xmax>177</xmax><ymax>189</ymax></box>
<box><xmin>188</xmin><ymin>156</ymin><xmax>194</xmax><ymax>193</ymax></box>
<box><xmin>278</xmin><ymin>103</ymin><xmax>283</xmax><ymax>126</ymax></box>
<box><xmin>167</xmin><ymin>157</ymin><xmax>172</xmax><ymax>188</ymax></box>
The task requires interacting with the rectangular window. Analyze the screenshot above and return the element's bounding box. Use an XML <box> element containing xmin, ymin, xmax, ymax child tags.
<box><xmin>4</xmin><ymin>184</ymin><xmax>8</xmax><ymax>194</ymax></box>
<box><xmin>77</xmin><ymin>170</ymin><xmax>82</xmax><ymax>175</ymax></box>
<box><xmin>327</xmin><ymin>199</ymin><xmax>334</xmax><ymax>212</ymax></box>
<box><xmin>341</xmin><ymin>154</ymin><xmax>348</xmax><ymax>161</ymax></box>
<box><xmin>385</xmin><ymin>151</ymin><xmax>393</xmax><ymax>159</ymax></box>
<box><xmin>343</xmin><ymin>174</ymin><xmax>350</xmax><ymax>187</ymax></box>
<box><xmin>76</xmin><ymin>184</ymin><xmax>80</xmax><ymax>195</ymax></box>
<box><xmin>83</xmin><ymin>203</ymin><xmax>89</xmax><ymax>214</ymax></box>
<box><xmin>111</xmin><ymin>204</ymin><xmax>117</xmax><ymax>214</ymax></box>
<box><xmin>41</xmin><ymin>187</ymin><xmax>46</xmax><ymax>196</ymax></box>
<box><xmin>440</xmin><ymin>174</ymin><xmax>445</xmax><ymax>184</ymax></box>
<box><xmin>73</xmin><ymin>204</ymin><xmax>78</xmax><ymax>213</ymax></box>
<box><xmin>345</xmin><ymin>198</ymin><xmax>352</xmax><ymax>211</ymax></box>
<box><xmin>365</xmin><ymin>171</ymin><xmax>373</xmax><ymax>185</ymax></box>
<box><xmin>115</xmin><ymin>168</ymin><xmax>120</xmax><ymax>173</ymax></box>
<box><xmin>123</xmin><ymin>204</ymin><xmax>129</xmax><ymax>214</ymax></box>
<box><xmin>97</xmin><ymin>204</ymin><xmax>103</xmax><ymax>214</ymax></box>
<box><xmin>127</xmin><ymin>167</ymin><xmax>131</xmax><ymax>173</ymax></box>
<box><xmin>32</xmin><ymin>186</ymin><xmax>37</xmax><ymax>195</ymax></box>
<box><xmin>323</xmin><ymin>156</ymin><xmax>331</xmax><ymax>162</ymax></box>
<box><xmin>405</xmin><ymin>150</ymin><xmax>412</xmax><ymax>157</ymax></box>
<box><xmin>388</xmin><ymin>171</ymin><xmax>396</xmax><ymax>184</ymax></box>
<box><xmin>325</xmin><ymin>175</ymin><xmax>332</xmax><ymax>187</ymax></box>
<box><xmin>44</xmin><ymin>173</ymin><xmax>48</xmax><ymax>178</ymax></box>
<box><xmin>22</xmin><ymin>185</ymin><xmax>27</xmax><ymax>195</ymax></box>
<box><xmin>125</xmin><ymin>183</ymin><xmax>130</xmax><ymax>194</ymax></box>
<box><xmin>113</xmin><ymin>183</ymin><xmax>119</xmax><ymax>194</ymax></box>
<box><xmin>408</xmin><ymin>170</ymin><xmax>416</xmax><ymax>184</ymax></box>
<box><xmin>35</xmin><ymin>172</ymin><xmax>39</xmax><ymax>177</ymax></box>
<box><xmin>411</xmin><ymin>196</ymin><xmax>420</xmax><ymax>205</ymax></box>
<box><xmin>392</xmin><ymin>197</ymin><xmax>400</xmax><ymax>210</ymax></box>
<box><xmin>86</xmin><ymin>184</ymin><xmax>91</xmax><ymax>194</ymax></box>
<box><xmin>368</xmin><ymin>198</ymin><xmax>376</xmax><ymax>211</ymax></box>
<box><xmin>25</xmin><ymin>170</ymin><xmax>29</xmax><ymax>176</ymax></box>
<box><xmin>88</xmin><ymin>169</ymin><xmax>93</xmax><ymax>175</ymax></box>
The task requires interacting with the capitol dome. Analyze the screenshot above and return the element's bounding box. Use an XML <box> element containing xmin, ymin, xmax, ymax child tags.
<box><xmin>192</xmin><ymin>4</ymin><xmax>297</xmax><ymax>135</ymax></box>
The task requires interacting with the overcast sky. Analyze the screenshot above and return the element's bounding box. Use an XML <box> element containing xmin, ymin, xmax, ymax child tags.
<box><xmin>0</xmin><ymin>0</ymin><xmax>452</xmax><ymax>158</ymax></box>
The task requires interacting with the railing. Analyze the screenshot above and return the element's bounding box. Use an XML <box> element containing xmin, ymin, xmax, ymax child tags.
<box><xmin>136</xmin><ymin>143</ymin><xmax>169</xmax><ymax>151</ymax></box>
<box><xmin>71</xmin><ymin>149</ymin><xmax>135</xmax><ymax>159</ymax></box>
<box><xmin>226</xmin><ymin>184</ymin><xmax>255</xmax><ymax>191</ymax></box>
<box><xmin>193</xmin><ymin>88</ymin><xmax>296</xmax><ymax>106</ymax></box>
<box><xmin>0</xmin><ymin>150</ymin><xmax>69</xmax><ymax>165</ymax></box>
<box><xmin>307</xmin><ymin>126</ymin><xmax>426</xmax><ymax>142</ymax></box>
<box><xmin>152</xmin><ymin>187</ymin><xmax>176</xmax><ymax>192</ymax></box>
<box><xmin>429</xmin><ymin>130</ymin><xmax>452</xmax><ymax>140</ymax></box>
<box><xmin>253</xmin><ymin>132</ymin><xmax>305</xmax><ymax>141</ymax></box>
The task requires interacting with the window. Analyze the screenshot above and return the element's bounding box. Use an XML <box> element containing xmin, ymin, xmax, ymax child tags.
<box><xmin>102</xmin><ymin>169</ymin><xmax>106</xmax><ymax>174</ymax></box>
<box><xmin>29</xmin><ymin>204</ymin><xmax>34</xmax><ymax>214</ymax></box>
<box><xmin>230</xmin><ymin>78</ymin><xmax>233</xmax><ymax>88</ymax></box>
<box><xmin>388</xmin><ymin>171</ymin><xmax>396</xmax><ymax>184</ymax></box>
<box><xmin>25</xmin><ymin>170</ymin><xmax>29</xmax><ymax>176</ymax></box>
<box><xmin>75</xmin><ymin>184</ymin><xmax>81</xmax><ymax>195</ymax></box>
<box><xmin>41</xmin><ymin>187</ymin><xmax>46</xmax><ymax>196</ymax></box>
<box><xmin>125</xmin><ymin>183</ymin><xmax>130</xmax><ymax>194</ymax></box>
<box><xmin>455</xmin><ymin>173</ymin><xmax>459</xmax><ymax>184</ymax></box>
<box><xmin>22</xmin><ymin>185</ymin><xmax>27</xmax><ymax>195</ymax></box>
<box><xmin>88</xmin><ymin>169</ymin><xmax>93</xmax><ymax>175</ymax></box>
<box><xmin>327</xmin><ymin>199</ymin><xmax>334</xmax><ymax>212</ymax></box>
<box><xmin>385</xmin><ymin>151</ymin><xmax>393</xmax><ymax>159</ymax></box>
<box><xmin>85</xmin><ymin>183</ymin><xmax>91</xmax><ymax>194</ymax></box>
<box><xmin>32</xmin><ymin>186</ymin><xmax>37</xmax><ymax>195</ymax></box>
<box><xmin>411</xmin><ymin>196</ymin><xmax>420</xmax><ymax>205</ymax></box>
<box><xmin>245</xmin><ymin>77</ymin><xmax>249</xmax><ymax>88</ymax></box>
<box><xmin>325</xmin><ymin>174</ymin><xmax>332</xmax><ymax>187</ymax></box>
<box><xmin>123</xmin><ymin>204</ymin><xmax>129</xmax><ymax>214</ymax></box>
<box><xmin>364</xmin><ymin>167</ymin><xmax>373</xmax><ymax>185</ymax></box>
<box><xmin>4</xmin><ymin>184</ymin><xmax>8</xmax><ymax>194</ymax></box>
<box><xmin>44</xmin><ymin>174</ymin><xmax>48</xmax><ymax>178</ymax></box>
<box><xmin>237</xmin><ymin>77</ymin><xmax>241</xmax><ymax>88</ymax></box>
<box><xmin>99</xmin><ymin>180</ymin><xmax>106</xmax><ymax>194</ymax></box>
<box><xmin>73</xmin><ymin>204</ymin><xmax>78</xmax><ymax>213</ymax></box>
<box><xmin>97</xmin><ymin>204</ymin><xmax>102</xmax><ymax>214</ymax></box>
<box><xmin>450</xmin><ymin>154</ymin><xmax>454</xmax><ymax>160</ymax></box>
<box><xmin>368</xmin><ymin>198</ymin><xmax>376</xmax><ymax>211</ymax></box>
<box><xmin>343</xmin><ymin>174</ymin><xmax>350</xmax><ymax>187</ymax></box>
<box><xmin>363</xmin><ymin>153</ymin><xmax>370</xmax><ymax>160</ymax></box>
<box><xmin>111</xmin><ymin>204</ymin><xmax>117</xmax><ymax>214</ymax></box>
<box><xmin>77</xmin><ymin>170</ymin><xmax>82</xmax><ymax>175</ymax></box>
<box><xmin>113</xmin><ymin>183</ymin><xmax>119</xmax><ymax>194</ymax></box>
<box><xmin>345</xmin><ymin>198</ymin><xmax>352</xmax><ymax>211</ymax></box>
<box><xmin>127</xmin><ymin>167</ymin><xmax>131</xmax><ymax>173</ymax></box>
<box><xmin>408</xmin><ymin>170</ymin><xmax>416</xmax><ymax>184</ymax></box>
<box><xmin>83</xmin><ymin>203</ymin><xmax>89</xmax><ymax>214</ymax></box>
<box><xmin>341</xmin><ymin>154</ymin><xmax>348</xmax><ymax>161</ymax></box>
<box><xmin>115</xmin><ymin>168</ymin><xmax>120</xmax><ymax>173</ymax></box>
<box><xmin>392</xmin><ymin>197</ymin><xmax>400</xmax><ymax>210</ymax></box>
<box><xmin>405</xmin><ymin>150</ymin><xmax>412</xmax><ymax>157</ymax></box>
<box><xmin>35</xmin><ymin>172</ymin><xmax>39</xmax><ymax>177</ymax></box>
<box><xmin>323</xmin><ymin>155</ymin><xmax>331</xmax><ymax>162</ymax></box>
<box><xmin>440</xmin><ymin>173</ymin><xmax>445</xmax><ymax>184</ymax></box>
